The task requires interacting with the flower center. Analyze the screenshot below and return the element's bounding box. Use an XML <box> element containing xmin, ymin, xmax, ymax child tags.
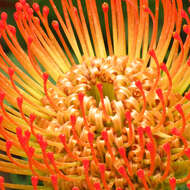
<box><xmin>37</xmin><ymin>56</ymin><xmax>185</xmax><ymax>188</ymax></box>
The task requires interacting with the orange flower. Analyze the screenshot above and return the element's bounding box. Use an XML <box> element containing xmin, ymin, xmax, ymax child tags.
<box><xmin>0</xmin><ymin>0</ymin><xmax>190</xmax><ymax>189</ymax></box>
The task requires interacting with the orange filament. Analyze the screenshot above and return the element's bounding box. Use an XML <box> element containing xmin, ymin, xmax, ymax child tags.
<box><xmin>47</xmin><ymin>152</ymin><xmax>74</xmax><ymax>182</ymax></box>
<box><xmin>94</xmin><ymin>183</ymin><xmax>102</xmax><ymax>190</ymax></box>
<box><xmin>169</xmin><ymin>177</ymin><xmax>176</xmax><ymax>190</ymax></box>
<box><xmin>70</xmin><ymin>115</ymin><xmax>82</xmax><ymax>145</ymax></box>
<box><xmin>137</xmin><ymin>169</ymin><xmax>149</xmax><ymax>190</ymax></box>
<box><xmin>160</xmin><ymin>63</ymin><xmax>172</xmax><ymax>99</ymax></box>
<box><xmin>118</xmin><ymin>166</ymin><xmax>135</xmax><ymax>190</ymax></box>
<box><xmin>97</xmin><ymin>83</ymin><xmax>109</xmax><ymax>121</ymax></box>
<box><xmin>59</xmin><ymin>134</ymin><xmax>79</xmax><ymax>161</ymax></box>
<box><xmin>6</xmin><ymin>140</ymin><xmax>28</xmax><ymax>169</ymax></box>
<box><xmin>51</xmin><ymin>175</ymin><xmax>58</xmax><ymax>190</ymax></box>
<box><xmin>88</xmin><ymin>132</ymin><xmax>99</xmax><ymax>165</ymax></box>
<box><xmin>135</xmin><ymin>81</ymin><xmax>146</xmax><ymax>121</ymax></box>
<box><xmin>31</xmin><ymin>176</ymin><xmax>38</xmax><ymax>190</ymax></box>
<box><xmin>52</xmin><ymin>20</ymin><xmax>75</xmax><ymax>66</ymax></box>
<box><xmin>36</xmin><ymin>134</ymin><xmax>55</xmax><ymax>175</ymax></box>
<box><xmin>154</xmin><ymin>89</ymin><xmax>166</xmax><ymax>132</ymax></box>
<box><xmin>170</xmin><ymin>32</ymin><xmax>184</xmax><ymax>78</ymax></box>
<box><xmin>27</xmin><ymin>37</ymin><xmax>42</xmax><ymax>77</ymax></box>
<box><xmin>146</xmin><ymin>142</ymin><xmax>156</xmax><ymax>176</ymax></box>
<box><xmin>0</xmin><ymin>176</ymin><xmax>5</xmax><ymax>190</ymax></box>
<box><xmin>148</xmin><ymin>50</ymin><xmax>161</xmax><ymax>93</ymax></box>
<box><xmin>137</xmin><ymin>127</ymin><xmax>145</xmax><ymax>160</ymax></box>
<box><xmin>118</xmin><ymin>147</ymin><xmax>133</xmax><ymax>176</ymax></box>
<box><xmin>78</xmin><ymin>93</ymin><xmax>89</xmax><ymax>130</ymax></box>
<box><xmin>101</xmin><ymin>131</ymin><xmax>115</xmax><ymax>161</ymax></box>
<box><xmin>144</xmin><ymin>7</ymin><xmax>156</xmax><ymax>51</ymax></box>
<box><xmin>98</xmin><ymin>163</ymin><xmax>109</xmax><ymax>190</ymax></box>
<box><xmin>42</xmin><ymin>73</ymin><xmax>57</xmax><ymax>111</ymax></box>
<box><xmin>82</xmin><ymin>160</ymin><xmax>94</xmax><ymax>190</ymax></box>
<box><xmin>175</xmin><ymin>104</ymin><xmax>186</xmax><ymax>133</ymax></box>
<box><xmin>125</xmin><ymin>111</ymin><xmax>134</xmax><ymax>146</ymax></box>
<box><xmin>171</xmin><ymin>127</ymin><xmax>188</xmax><ymax>160</ymax></box>
<box><xmin>161</xmin><ymin>143</ymin><xmax>171</xmax><ymax>181</ymax></box>
<box><xmin>102</xmin><ymin>3</ymin><xmax>113</xmax><ymax>55</ymax></box>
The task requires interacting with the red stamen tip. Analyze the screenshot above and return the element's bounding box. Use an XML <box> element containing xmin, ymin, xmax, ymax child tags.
<box><xmin>42</xmin><ymin>73</ymin><xmax>49</xmax><ymax>81</ymax></box>
<box><xmin>88</xmin><ymin>132</ymin><xmax>94</xmax><ymax>143</ymax></box>
<box><xmin>17</xmin><ymin>97</ymin><xmax>23</xmax><ymax>107</ymax></box>
<box><xmin>8</xmin><ymin>25</ymin><xmax>16</xmax><ymax>36</ymax></box>
<box><xmin>185</xmin><ymin>91</ymin><xmax>190</xmax><ymax>100</ymax></box>
<box><xmin>102</xmin><ymin>2</ymin><xmax>109</xmax><ymax>12</ymax></box>
<box><xmin>118</xmin><ymin>147</ymin><xmax>125</xmax><ymax>157</ymax></box>
<box><xmin>15</xmin><ymin>2</ymin><xmax>23</xmax><ymax>12</ymax></box>
<box><xmin>187</xmin><ymin>183</ymin><xmax>190</xmax><ymax>190</ymax></box>
<box><xmin>96</xmin><ymin>83</ymin><xmax>103</xmax><ymax>91</ymax></box>
<box><xmin>149</xmin><ymin>49</ymin><xmax>155</xmax><ymax>57</ymax></box>
<box><xmin>13</xmin><ymin>12</ymin><xmax>19</xmax><ymax>21</ymax></box>
<box><xmin>6</xmin><ymin>140</ymin><xmax>12</xmax><ymax>150</ymax></box>
<box><xmin>156</xmin><ymin>88</ymin><xmax>163</xmax><ymax>99</ymax></box>
<box><xmin>43</xmin><ymin>6</ymin><xmax>49</xmax><ymax>17</ymax></box>
<box><xmin>0</xmin><ymin>176</ymin><xmax>4</xmax><ymax>186</ymax></box>
<box><xmin>116</xmin><ymin>188</ymin><xmax>123</xmax><ymax>190</ymax></box>
<box><xmin>82</xmin><ymin>160</ymin><xmax>90</xmax><ymax>170</ymax></box>
<box><xmin>28</xmin><ymin>147</ymin><xmax>35</xmax><ymax>157</ymax></box>
<box><xmin>31</xmin><ymin>176</ymin><xmax>38</xmax><ymax>187</ymax></box>
<box><xmin>181</xmin><ymin>9</ymin><xmax>187</xmax><ymax>18</ymax></box>
<box><xmin>72</xmin><ymin>187</ymin><xmax>80</xmax><ymax>190</ymax></box>
<box><xmin>145</xmin><ymin>126</ymin><xmax>152</xmax><ymax>136</ymax></box>
<box><xmin>0</xmin><ymin>91</ymin><xmax>5</xmax><ymax>102</ymax></box>
<box><xmin>137</xmin><ymin>127</ymin><xmax>144</xmax><ymax>135</ymax></box>
<box><xmin>99</xmin><ymin>163</ymin><xmax>105</xmax><ymax>173</ymax></box>
<box><xmin>137</xmin><ymin>169</ymin><xmax>145</xmax><ymax>179</ymax></box>
<box><xmin>8</xmin><ymin>67</ymin><xmax>14</xmax><ymax>77</ymax></box>
<box><xmin>28</xmin><ymin>36</ymin><xmax>33</xmax><ymax>45</ymax></box>
<box><xmin>183</xmin><ymin>25</ymin><xmax>190</xmax><ymax>34</ymax></box>
<box><xmin>51</xmin><ymin>175</ymin><xmax>58</xmax><ymax>188</ymax></box>
<box><xmin>0</xmin><ymin>115</ymin><xmax>3</xmax><ymax>124</ymax></box>
<box><xmin>70</xmin><ymin>115</ymin><xmax>76</xmax><ymax>126</ymax></box>
<box><xmin>135</xmin><ymin>80</ymin><xmax>143</xmax><ymax>90</ymax></box>
<box><xmin>94</xmin><ymin>182</ymin><xmax>101</xmax><ymax>190</ymax></box>
<box><xmin>118</xmin><ymin>166</ymin><xmax>126</xmax><ymax>175</ymax></box>
<box><xmin>73</xmin><ymin>7</ymin><xmax>78</xmax><ymax>15</ymax></box>
<box><xmin>146</xmin><ymin>142</ymin><xmax>154</xmax><ymax>152</ymax></box>
<box><xmin>171</xmin><ymin>127</ymin><xmax>180</xmax><ymax>136</ymax></box>
<box><xmin>29</xmin><ymin>114</ymin><xmax>36</xmax><ymax>123</ymax></box>
<box><xmin>175</xmin><ymin>104</ymin><xmax>182</xmax><ymax>113</ymax></box>
<box><xmin>101</xmin><ymin>131</ymin><xmax>108</xmax><ymax>141</ymax></box>
<box><xmin>47</xmin><ymin>152</ymin><xmax>54</xmax><ymax>162</ymax></box>
<box><xmin>19</xmin><ymin>0</ymin><xmax>26</xmax><ymax>5</ymax></box>
<box><xmin>184</xmin><ymin>148</ymin><xmax>190</xmax><ymax>159</ymax></box>
<box><xmin>27</xmin><ymin>8</ymin><xmax>34</xmax><ymax>17</ymax></box>
<box><xmin>160</xmin><ymin>63</ymin><xmax>167</xmax><ymax>72</ymax></box>
<box><xmin>163</xmin><ymin>143</ymin><xmax>170</xmax><ymax>153</ymax></box>
<box><xmin>169</xmin><ymin>177</ymin><xmax>176</xmax><ymax>190</ymax></box>
<box><xmin>78</xmin><ymin>92</ymin><xmax>84</xmax><ymax>102</ymax></box>
<box><xmin>59</xmin><ymin>134</ymin><xmax>66</xmax><ymax>143</ymax></box>
<box><xmin>52</xmin><ymin>20</ymin><xmax>59</xmax><ymax>30</ymax></box>
<box><xmin>173</xmin><ymin>32</ymin><xmax>180</xmax><ymax>40</ymax></box>
<box><xmin>32</xmin><ymin>3</ymin><xmax>40</xmax><ymax>12</ymax></box>
<box><xmin>1</xmin><ymin>12</ymin><xmax>8</xmax><ymax>21</ymax></box>
<box><xmin>125</xmin><ymin>111</ymin><xmax>131</xmax><ymax>121</ymax></box>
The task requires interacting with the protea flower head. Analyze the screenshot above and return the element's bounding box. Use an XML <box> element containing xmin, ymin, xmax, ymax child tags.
<box><xmin>0</xmin><ymin>0</ymin><xmax>190</xmax><ymax>189</ymax></box>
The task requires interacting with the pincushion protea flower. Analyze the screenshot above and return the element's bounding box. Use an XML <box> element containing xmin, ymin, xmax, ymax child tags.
<box><xmin>0</xmin><ymin>0</ymin><xmax>190</xmax><ymax>189</ymax></box>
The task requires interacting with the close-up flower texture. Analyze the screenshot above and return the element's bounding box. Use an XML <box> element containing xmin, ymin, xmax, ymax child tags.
<box><xmin>0</xmin><ymin>0</ymin><xmax>190</xmax><ymax>189</ymax></box>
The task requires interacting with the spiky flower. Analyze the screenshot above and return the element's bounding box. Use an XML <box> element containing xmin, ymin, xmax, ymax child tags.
<box><xmin>0</xmin><ymin>0</ymin><xmax>190</xmax><ymax>189</ymax></box>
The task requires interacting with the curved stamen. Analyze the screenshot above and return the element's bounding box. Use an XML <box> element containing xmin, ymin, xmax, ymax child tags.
<box><xmin>31</xmin><ymin>176</ymin><xmax>38</xmax><ymax>190</ymax></box>
<box><xmin>137</xmin><ymin>127</ymin><xmax>145</xmax><ymax>160</ymax></box>
<box><xmin>137</xmin><ymin>169</ymin><xmax>149</xmax><ymax>190</ymax></box>
<box><xmin>0</xmin><ymin>176</ymin><xmax>5</xmax><ymax>190</ymax></box>
<box><xmin>51</xmin><ymin>175</ymin><xmax>58</xmax><ymax>190</ymax></box>
<box><xmin>125</xmin><ymin>111</ymin><xmax>134</xmax><ymax>146</ymax></box>
<box><xmin>169</xmin><ymin>177</ymin><xmax>176</xmax><ymax>190</ymax></box>
<box><xmin>161</xmin><ymin>143</ymin><xmax>171</xmax><ymax>181</ymax></box>
<box><xmin>98</xmin><ymin>163</ymin><xmax>109</xmax><ymax>190</ymax></box>
<box><xmin>175</xmin><ymin>104</ymin><xmax>186</xmax><ymax>133</ymax></box>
